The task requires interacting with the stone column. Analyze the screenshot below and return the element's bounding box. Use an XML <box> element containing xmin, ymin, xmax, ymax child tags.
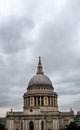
<box><xmin>24</xmin><ymin>120</ymin><xmax>27</xmax><ymax>130</ymax></box>
<box><xmin>29</xmin><ymin>97</ymin><xmax>30</xmax><ymax>106</ymax></box>
<box><xmin>36</xmin><ymin>120</ymin><xmax>39</xmax><ymax>130</ymax></box>
<box><xmin>50</xmin><ymin>96</ymin><xmax>51</xmax><ymax>106</ymax></box>
<box><xmin>54</xmin><ymin>97</ymin><xmax>55</xmax><ymax>106</ymax></box>
<box><xmin>8</xmin><ymin>120</ymin><xmax>14</xmax><ymax>130</ymax></box>
<box><xmin>53</xmin><ymin>119</ymin><xmax>57</xmax><ymax>130</ymax></box>
<box><xmin>40</xmin><ymin>96</ymin><xmax>41</xmax><ymax>106</ymax></box>
<box><xmin>48</xmin><ymin>96</ymin><xmax>50</xmax><ymax>106</ymax></box>
<box><xmin>27</xmin><ymin>97</ymin><xmax>30</xmax><ymax>106</ymax></box>
<box><xmin>44</xmin><ymin>119</ymin><xmax>47</xmax><ymax>130</ymax></box>
<box><xmin>53</xmin><ymin>120</ymin><xmax>54</xmax><ymax>130</ymax></box>
<box><xmin>55</xmin><ymin>97</ymin><xmax>57</xmax><ymax>106</ymax></box>
<box><xmin>24</xmin><ymin>98</ymin><xmax>26</xmax><ymax>108</ymax></box>
<box><xmin>27</xmin><ymin>97</ymin><xmax>28</xmax><ymax>107</ymax></box>
<box><xmin>36</xmin><ymin>96</ymin><xmax>38</xmax><ymax>106</ymax></box>
<box><xmin>27</xmin><ymin>120</ymin><xmax>29</xmax><ymax>130</ymax></box>
<box><xmin>23</xmin><ymin>120</ymin><xmax>24</xmax><ymax>130</ymax></box>
<box><xmin>57</xmin><ymin>119</ymin><xmax>59</xmax><ymax>130</ymax></box>
<box><xmin>53</xmin><ymin>97</ymin><xmax>54</xmax><ymax>106</ymax></box>
<box><xmin>39</xmin><ymin>120</ymin><xmax>41</xmax><ymax>130</ymax></box>
<box><xmin>52</xmin><ymin>97</ymin><xmax>54</xmax><ymax>106</ymax></box>
<box><xmin>11</xmin><ymin>120</ymin><xmax>14</xmax><ymax>130</ymax></box>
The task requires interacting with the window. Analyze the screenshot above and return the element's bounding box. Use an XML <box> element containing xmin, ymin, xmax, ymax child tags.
<box><xmin>41</xmin><ymin>96</ymin><xmax>43</xmax><ymax>105</ymax></box>
<box><xmin>21</xmin><ymin>121</ymin><xmax>23</xmax><ymax>130</ymax></box>
<box><xmin>29</xmin><ymin>121</ymin><xmax>34</xmax><ymax>130</ymax></box>
<box><xmin>44</xmin><ymin>97</ymin><xmax>48</xmax><ymax>105</ymax></box>
<box><xmin>34</xmin><ymin>96</ymin><xmax>36</xmax><ymax>106</ymax></box>
<box><xmin>30</xmin><ymin>97</ymin><xmax>34</xmax><ymax>106</ymax></box>
<box><xmin>51</xmin><ymin>96</ymin><xmax>53</xmax><ymax>106</ymax></box>
<box><xmin>41</xmin><ymin>121</ymin><xmax>44</xmax><ymax>130</ymax></box>
<box><xmin>38</xmin><ymin>96</ymin><xmax>40</xmax><ymax>105</ymax></box>
<box><xmin>48</xmin><ymin>96</ymin><xmax>50</xmax><ymax>105</ymax></box>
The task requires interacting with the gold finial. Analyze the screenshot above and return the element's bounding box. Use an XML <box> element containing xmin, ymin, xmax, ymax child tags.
<box><xmin>37</xmin><ymin>57</ymin><xmax>44</xmax><ymax>74</ymax></box>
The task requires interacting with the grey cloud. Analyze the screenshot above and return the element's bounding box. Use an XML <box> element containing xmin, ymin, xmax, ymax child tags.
<box><xmin>59</xmin><ymin>100</ymin><xmax>80</xmax><ymax>111</ymax></box>
<box><xmin>34</xmin><ymin>0</ymin><xmax>80</xmax><ymax>74</ymax></box>
<box><xmin>33</xmin><ymin>0</ymin><xmax>80</xmax><ymax>111</ymax></box>
<box><xmin>0</xmin><ymin>0</ymin><xmax>80</xmax><ymax>116</ymax></box>
<box><xmin>0</xmin><ymin>52</ymin><xmax>35</xmax><ymax>108</ymax></box>
<box><xmin>0</xmin><ymin>16</ymin><xmax>34</xmax><ymax>53</ymax></box>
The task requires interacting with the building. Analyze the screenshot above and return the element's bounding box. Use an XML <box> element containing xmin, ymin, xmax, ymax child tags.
<box><xmin>6</xmin><ymin>57</ymin><xmax>74</xmax><ymax>130</ymax></box>
<box><xmin>0</xmin><ymin>117</ymin><xmax>6</xmax><ymax>126</ymax></box>
<box><xmin>74</xmin><ymin>111</ymin><xmax>80</xmax><ymax>126</ymax></box>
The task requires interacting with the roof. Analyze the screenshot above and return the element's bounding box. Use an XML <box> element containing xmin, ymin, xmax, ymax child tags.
<box><xmin>28</xmin><ymin>74</ymin><xmax>52</xmax><ymax>87</ymax></box>
<box><xmin>28</xmin><ymin>57</ymin><xmax>53</xmax><ymax>88</ymax></box>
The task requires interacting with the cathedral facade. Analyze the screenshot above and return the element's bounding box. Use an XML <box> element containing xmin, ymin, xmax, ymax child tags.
<box><xmin>6</xmin><ymin>57</ymin><xmax>74</xmax><ymax>130</ymax></box>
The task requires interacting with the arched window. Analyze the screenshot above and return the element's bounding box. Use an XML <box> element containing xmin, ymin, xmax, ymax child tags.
<box><xmin>48</xmin><ymin>129</ymin><xmax>51</xmax><ymax>130</ymax></box>
<box><xmin>41</xmin><ymin>121</ymin><xmax>44</xmax><ymax>130</ymax></box>
<box><xmin>29</xmin><ymin>121</ymin><xmax>34</xmax><ymax>130</ymax></box>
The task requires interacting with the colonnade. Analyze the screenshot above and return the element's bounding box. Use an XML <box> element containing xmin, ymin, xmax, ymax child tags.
<box><xmin>24</xmin><ymin>96</ymin><xmax>57</xmax><ymax>107</ymax></box>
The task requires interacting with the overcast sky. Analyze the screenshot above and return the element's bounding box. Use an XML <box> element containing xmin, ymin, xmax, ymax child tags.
<box><xmin>0</xmin><ymin>0</ymin><xmax>80</xmax><ymax>117</ymax></box>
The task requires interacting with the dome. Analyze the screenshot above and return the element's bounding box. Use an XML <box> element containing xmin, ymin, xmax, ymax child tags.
<box><xmin>28</xmin><ymin>57</ymin><xmax>53</xmax><ymax>88</ymax></box>
<box><xmin>28</xmin><ymin>74</ymin><xmax>52</xmax><ymax>87</ymax></box>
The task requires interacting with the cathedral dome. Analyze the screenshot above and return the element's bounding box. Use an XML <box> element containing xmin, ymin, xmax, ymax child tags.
<box><xmin>28</xmin><ymin>74</ymin><xmax>52</xmax><ymax>87</ymax></box>
<box><xmin>28</xmin><ymin>57</ymin><xmax>53</xmax><ymax>88</ymax></box>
